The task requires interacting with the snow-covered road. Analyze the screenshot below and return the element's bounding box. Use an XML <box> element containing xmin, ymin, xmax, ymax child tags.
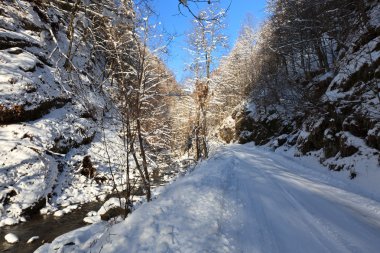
<box><xmin>36</xmin><ymin>144</ymin><xmax>380</xmax><ymax>253</ymax></box>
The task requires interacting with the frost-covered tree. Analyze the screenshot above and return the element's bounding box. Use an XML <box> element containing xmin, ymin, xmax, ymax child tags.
<box><xmin>178</xmin><ymin>0</ymin><xmax>232</xmax><ymax>20</ymax></box>
<box><xmin>186</xmin><ymin>5</ymin><xmax>228</xmax><ymax>160</ymax></box>
<box><xmin>103</xmin><ymin>2</ymin><xmax>179</xmax><ymax>203</ymax></box>
<box><xmin>209</xmin><ymin>21</ymin><xmax>257</xmax><ymax>126</ymax></box>
<box><xmin>34</xmin><ymin>0</ymin><xmax>178</xmax><ymax>204</ymax></box>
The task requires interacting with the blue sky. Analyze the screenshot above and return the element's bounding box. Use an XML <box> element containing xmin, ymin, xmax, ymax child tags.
<box><xmin>152</xmin><ymin>0</ymin><xmax>268</xmax><ymax>82</ymax></box>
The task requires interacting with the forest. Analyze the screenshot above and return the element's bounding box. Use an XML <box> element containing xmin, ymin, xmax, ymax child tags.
<box><xmin>0</xmin><ymin>0</ymin><xmax>379</xmax><ymax>252</ymax></box>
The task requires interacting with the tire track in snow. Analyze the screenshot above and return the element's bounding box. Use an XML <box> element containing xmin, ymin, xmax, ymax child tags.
<box><xmin>214</xmin><ymin>157</ymin><xmax>234</xmax><ymax>252</ymax></box>
<box><xmin>257</xmin><ymin>165</ymin><xmax>351</xmax><ymax>253</ymax></box>
<box><xmin>243</xmin><ymin>149</ymin><xmax>380</xmax><ymax>253</ymax></box>
<box><xmin>230</xmin><ymin>151</ymin><xmax>281</xmax><ymax>253</ymax></box>
<box><xmin>272</xmin><ymin>172</ymin><xmax>380</xmax><ymax>253</ymax></box>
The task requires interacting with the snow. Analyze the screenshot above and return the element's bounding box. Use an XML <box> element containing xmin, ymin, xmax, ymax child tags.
<box><xmin>83</xmin><ymin>216</ymin><xmax>101</xmax><ymax>224</ymax></box>
<box><xmin>62</xmin><ymin>205</ymin><xmax>79</xmax><ymax>214</ymax></box>
<box><xmin>35</xmin><ymin>144</ymin><xmax>380</xmax><ymax>253</ymax></box>
<box><xmin>0</xmin><ymin>46</ymin><xmax>63</xmax><ymax>109</ymax></box>
<box><xmin>327</xmin><ymin>36</ymin><xmax>380</xmax><ymax>93</ymax></box>
<box><xmin>0</xmin><ymin>28</ymin><xmax>40</xmax><ymax>47</ymax></box>
<box><xmin>0</xmin><ymin>103</ymin><xmax>132</xmax><ymax>225</ymax></box>
<box><xmin>5</xmin><ymin>233</ymin><xmax>19</xmax><ymax>244</ymax></box>
<box><xmin>27</xmin><ymin>236</ymin><xmax>40</xmax><ymax>244</ymax></box>
<box><xmin>1</xmin><ymin>217</ymin><xmax>18</xmax><ymax>226</ymax></box>
<box><xmin>53</xmin><ymin>210</ymin><xmax>64</xmax><ymax>217</ymax></box>
<box><xmin>246</xmin><ymin>102</ymin><xmax>257</xmax><ymax>116</ymax></box>
<box><xmin>97</xmin><ymin>197</ymin><xmax>127</xmax><ymax>216</ymax></box>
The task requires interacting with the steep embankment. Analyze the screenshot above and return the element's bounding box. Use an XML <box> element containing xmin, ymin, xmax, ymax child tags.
<box><xmin>0</xmin><ymin>0</ymin><xmax>131</xmax><ymax>226</ymax></box>
<box><xmin>219</xmin><ymin>0</ymin><xmax>380</xmax><ymax>177</ymax></box>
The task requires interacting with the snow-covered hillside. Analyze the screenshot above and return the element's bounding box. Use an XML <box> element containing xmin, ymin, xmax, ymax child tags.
<box><xmin>0</xmin><ymin>0</ymin><xmax>103</xmax><ymax>226</ymax></box>
<box><xmin>35</xmin><ymin>144</ymin><xmax>380</xmax><ymax>253</ymax></box>
<box><xmin>216</xmin><ymin>0</ymin><xmax>380</xmax><ymax>176</ymax></box>
<box><xmin>0</xmin><ymin>0</ymin><xmax>177</xmax><ymax>228</ymax></box>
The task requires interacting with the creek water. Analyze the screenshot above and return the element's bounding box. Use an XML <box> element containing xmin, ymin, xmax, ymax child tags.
<box><xmin>0</xmin><ymin>201</ymin><xmax>102</xmax><ymax>253</ymax></box>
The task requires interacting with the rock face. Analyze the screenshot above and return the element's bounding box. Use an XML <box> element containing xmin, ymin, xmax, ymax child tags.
<box><xmin>0</xmin><ymin>0</ymin><xmax>102</xmax><ymax>224</ymax></box>
<box><xmin>235</xmin><ymin>110</ymin><xmax>291</xmax><ymax>145</ymax></box>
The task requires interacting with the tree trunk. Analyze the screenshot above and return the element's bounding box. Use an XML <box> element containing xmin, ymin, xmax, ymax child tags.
<box><xmin>136</xmin><ymin>118</ymin><xmax>151</xmax><ymax>201</ymax></box>
<box><xmin>64</xmin><ymin>0</ymin><xmax>81</xmax><ymax>70</ymax></box>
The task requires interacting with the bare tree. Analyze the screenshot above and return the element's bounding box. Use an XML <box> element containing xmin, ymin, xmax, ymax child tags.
<box><xmin>186</xmin><ymin>5</ymin><xmax>228</xmax><ymax>160</ymax></box>
<box><xmin>209</xmin><ymin>21</ymin><xmax>257</xmax><ymax>126</ymax></box>
<box><xmin>103</xmin><ymin>2</ymin><xmax>180</xmax><ymax>202</ymax></box>
<box><xmin>178</xmin><ymin>0</ymin><xmax>232</xmax><ymax>21</ymax></box>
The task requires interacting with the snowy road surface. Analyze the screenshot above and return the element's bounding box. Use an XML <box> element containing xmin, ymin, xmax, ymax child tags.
<box><xmin>36</xmin><ymin>144</ymin><xmax>380</xmax><ymax>253</ymax></box>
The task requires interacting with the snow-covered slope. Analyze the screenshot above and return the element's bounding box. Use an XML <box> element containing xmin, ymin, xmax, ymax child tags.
<box><xmin>224</xmin><ymin>0</ymin><xmax>380</xmax><ymax>176</ymax></box>
<box><xmin>35</xmin><ymin>144</ymin><xmax>380</xmax><ymax>253</ymax></box>
<box><xmin>0</xmin><ymin>0</ymin><xmax>139</xmax><ymax>226</ymax></box>
<box><xmin>0</xmin><ymin>0</ymin><xmax>179</xmax><ymax>229</ymax></box>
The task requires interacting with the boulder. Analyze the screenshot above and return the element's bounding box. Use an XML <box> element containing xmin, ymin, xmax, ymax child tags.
<box><xmin>339</xmin><ymin>134</ymin><xmax>359</xmax><ymax>157</ymax></box>
<box><xmin>5</xmin><ymin>233</ymin><xmax>19</xmax><ymax>244</ymax></box>
<box><xmin>80</xmin><ymin>155</ymin><xmax>96</xmax><ymax>178</ymax></box>
<box><xmin>100</xmin><ymin>207</ymin><xmax>126</xmax><ymax>221</ymax></box>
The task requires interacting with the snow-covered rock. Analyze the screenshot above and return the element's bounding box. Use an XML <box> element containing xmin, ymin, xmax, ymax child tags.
<box><xmin>97</xmin><ymin>198</ymin><xmax>127</xmax><ymax>216</ymax></box>
<box><xmin>53</xmin><ymin>210</ymin><xmax>64</xmax><ymax>217</ymax></box>
<box><xmin>2</xmin><ymin>217</ymin><xmax>18</xmax><ymax>226</ymax></box>
<box><xmin>4</xmin><ymin>233</ymin><xmax>19</xmax><ymax>244</ymax></box>
<box><xmin>83</xmin><ymin>216</ymin><xmax>101</xmax><ymax>224</ymax></box>
<box><xmin>27</xmin><ymin>236</ymin><xmax>40</xmax><ymax>244</ymax></box>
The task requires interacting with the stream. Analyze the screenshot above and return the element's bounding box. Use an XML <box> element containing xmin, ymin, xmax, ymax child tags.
<box><xmin>0</xmin><ymin>201</ymin><xmax>102</xmax><ymax>253</ymax></box>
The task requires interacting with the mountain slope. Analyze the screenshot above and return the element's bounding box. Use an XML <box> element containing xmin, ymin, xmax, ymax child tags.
<box><xmin>216</xmin><ymin>0</ymin><xmax>380</xmax><ymax>175</ymax></box>
<box><xmin>36</xmin><ymin>144</ymin><xmax>380</xmax><ymax>253</ymax></box>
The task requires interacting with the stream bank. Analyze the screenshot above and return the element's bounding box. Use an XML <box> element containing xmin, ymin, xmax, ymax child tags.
<box><xmin>0</xmin><ymin>171</ymin><xmax>178</xmax><ymax>253</ymax></box>
<box><xmin>0</xmin><ymin>158</ymin><xmax>192</xmax><ymax>253</ymax></box>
